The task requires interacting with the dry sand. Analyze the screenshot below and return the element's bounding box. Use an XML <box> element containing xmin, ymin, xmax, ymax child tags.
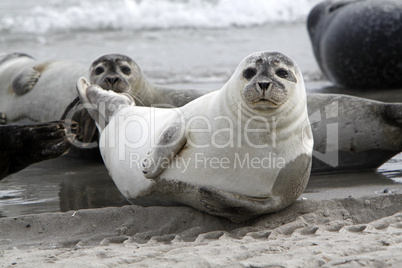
<box><xmin>1</xmin><ymin>192</ymin><xmax>402</xmax><ymax>267</ymax></box>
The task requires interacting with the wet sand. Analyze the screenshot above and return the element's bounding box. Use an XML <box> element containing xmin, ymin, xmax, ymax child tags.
<box><xmin>1</xmin><ymin>188</ymin><xmax>402</xmax><ymax>267</ymax></box>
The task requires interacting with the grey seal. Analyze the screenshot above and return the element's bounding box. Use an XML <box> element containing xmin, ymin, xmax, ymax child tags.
<box><xmin>308</xmin><ymin>94</ymin><xmax>402</xmax><ymax>173</ymax></box>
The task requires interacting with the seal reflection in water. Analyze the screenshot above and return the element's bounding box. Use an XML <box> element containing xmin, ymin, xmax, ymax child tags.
<box><xmin>76</xmin><ymin>51</ymin><xmax>313</xmax><ymax>222</ymax></box>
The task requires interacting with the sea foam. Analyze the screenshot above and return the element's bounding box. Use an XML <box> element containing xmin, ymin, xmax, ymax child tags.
<box><xmin>0</xmin><ymin>0</ymin><xmax>322</xmax><ymax>34</ymax></box>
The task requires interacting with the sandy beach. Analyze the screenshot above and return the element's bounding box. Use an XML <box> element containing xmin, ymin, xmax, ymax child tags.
<box><xmin>1</xmin><ymin>191</ymin><xmax>402</xmax><ymax>267</ymax></box>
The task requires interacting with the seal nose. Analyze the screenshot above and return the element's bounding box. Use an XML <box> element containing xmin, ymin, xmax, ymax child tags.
<box><xmin>106</xmin><ymin>77</ymin><xmax>120</xmax><ymax>85</ymax></box>
<box><xmin>258</xmin><ymin>82</ymin><xmax>271</xmax><ymax>92</ymax></box>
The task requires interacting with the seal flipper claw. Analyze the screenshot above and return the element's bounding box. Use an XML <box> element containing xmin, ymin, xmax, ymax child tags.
<box><xmin>142</xmin><ymin>121</ymin><xmax>187</xmax><ymax>179</ymax></box>
<box><xmin>12</xmin><ymin>67</ymin><xmax>41</xmax><ymax>95</ymax></box>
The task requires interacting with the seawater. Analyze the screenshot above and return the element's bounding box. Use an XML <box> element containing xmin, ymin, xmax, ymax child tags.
<box><xmin>0</xmin><ymin>0</ymin><xmax>322</xmax><ymax>85</ymax></box>
<box><xmin>0</xmin><ymin>0</ymin><xmax>322</xmax><ymax>33</ymax></box>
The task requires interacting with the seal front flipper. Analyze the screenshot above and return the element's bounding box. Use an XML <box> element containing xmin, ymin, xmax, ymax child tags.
<box><xmin>199</xmin><ymin>186</ymin><xmax>280</xmax><ymax>222</ymax></box>
<box><xmin>11</xmin><ymin>67</ymin><xmax>41</xmax><ymax>95</ymax></box>
<box><xmin>142</xmin><ymin>121</ymin><xmax>187</xmax><ymax>178</ymax></box>
<box><xmin>0</xmin><ymin>121</ymin><xmax>76</xmax><ymax>180</ymax></box>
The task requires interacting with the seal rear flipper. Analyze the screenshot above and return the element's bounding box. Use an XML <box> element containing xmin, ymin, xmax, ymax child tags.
<box><xmin>11</xmin><ymin>67</ymin><xmax>41</xmax><ymax>95</ymax></box>
<box><xmin>76</xmin><ymin>77</ymin><xmax>135</xmax><ymax>132</ymax></box>
<box><xmin>142</xmin><ymin>121</ymin><xmax>187</xmax><ymax>178</ymax></box>
<box><xmin>198</xmin><ymin>186</ymin><xmax>280</xmax><ymax>222</ymax></box>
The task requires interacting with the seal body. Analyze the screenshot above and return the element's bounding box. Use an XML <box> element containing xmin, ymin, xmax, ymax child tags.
<box><xmin>0</xmin><ymin>53</ymin><xmax>87</xmax><ymax>123</ymax></box>
<box><xmin>77</xmin><ymin>51</ymin><xmax>313</xmax><ymax>221</ymax></box>
<box><xmin>308</xmin><ymin>94</ymin><xmax>402</xmax><ymax>173</ymax></box>
<box><xmin>307</xmin><ymin>0</ymin><xmax>402</xmax><ymax>89</ymax></box>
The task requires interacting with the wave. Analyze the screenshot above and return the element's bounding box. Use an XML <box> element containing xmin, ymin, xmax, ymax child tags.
<box><xmin>0</xmin><ymin>0</ymin><xmax>321</xmax><ymax>34</ymax></box>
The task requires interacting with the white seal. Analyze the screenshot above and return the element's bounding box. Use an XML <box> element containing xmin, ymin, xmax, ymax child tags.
<box><xmin>77</xmin><ymin>51</ymin><xmax>313</xmax><ymax>222</ymax></box>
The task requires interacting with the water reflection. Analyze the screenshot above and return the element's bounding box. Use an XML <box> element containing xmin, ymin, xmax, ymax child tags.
<box><xmin>304</xmin><ymin>153</ymin><xmax>402</xmax><ymax>200</ymax></box>
<box><xmin>59</xmin><ymin>172</ymin><xmax>129</xmax><ymax>212</ymax></box>
<box><xmin>0</xmin><ymin>156</ymin><xmax>128</xmax><ymax>218</ymax></box>
<box><xmin>0</xmin><ymin>153</ymin><xmax>401</xmax><ymax>218</ymax></box>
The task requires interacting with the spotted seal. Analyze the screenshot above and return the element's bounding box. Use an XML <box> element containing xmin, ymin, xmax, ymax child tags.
<box><xmin>76</xmin><ymin>51</ymin><xmax>313</xmax><ymax>222</ymax></box>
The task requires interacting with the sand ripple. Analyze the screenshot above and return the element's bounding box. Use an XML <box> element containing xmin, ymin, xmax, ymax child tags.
<box><xmin>1</xmin><ymin>194</ymin><xmax>401</xmax><ymax>267</ymax></box>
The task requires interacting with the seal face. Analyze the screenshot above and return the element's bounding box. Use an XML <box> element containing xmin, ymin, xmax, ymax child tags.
<box><xmin>62</xmin><ymin>54</ymin><xmax>142</xmax><ymax>145</ymax></box>
<box><xmin>76</xmin><ymin>51</ymin><xmax>313</xmax><ymax>222</ymax></box>
<box><xmin>241</xmin><ymin>52</ymin><xmax>297</xmax><ymax>109</ymax></box>
<box><xmin>89</xmin><ymin>54</ymin><xmax>141</xmax><ymax>93</ymax></box>
<box><xmin>307</xmin><ymin>0</ymin><xmax>402</xmax><ymax>89</ymax></box>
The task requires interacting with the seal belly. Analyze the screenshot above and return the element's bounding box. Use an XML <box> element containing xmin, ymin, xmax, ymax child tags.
<box><xmin>160</xmin><ymin>147</ymin><xmax>282</xmax><ymax>197</ymax></box>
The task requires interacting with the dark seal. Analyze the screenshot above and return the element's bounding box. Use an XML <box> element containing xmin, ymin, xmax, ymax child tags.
<box><xmin>307</xmin><ymin>0</ymin><xmax>402</xmax><ymax>89</ymax></box>
<box><xmin>0</xmin><ymin>121</ymin><xmax>76</xmax><ymax>180</ymax></box>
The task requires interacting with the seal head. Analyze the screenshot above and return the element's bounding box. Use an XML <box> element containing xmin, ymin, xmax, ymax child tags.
<box><xmin>240</xmin><ymin>52</ymin><xmax>298</xmax><ymax>110</ymax></box>
<box><xmin>89</xmin><ymin>54</ymin><xmax>141</xmax><ymax>93</ymax></box>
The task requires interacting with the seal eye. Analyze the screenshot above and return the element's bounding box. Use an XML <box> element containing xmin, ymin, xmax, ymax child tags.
<box><xmin>121</xmin><ymin>66</ymin><xmax>131</xmax><ymax>75</ymax></box>
<box><xmin>243</xmin><ymin>68</ymin><xmax>257</xmax><ymax>80</ymax></box>
<box><xmin>94</xmin><ymin>67</ymin><xmax>104</xmax><ymax>76</ymax></box>
<box><xmin>276</xmin><ymin>69</ymin><xmax>288</xmax><ymax>79</ymax></box>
